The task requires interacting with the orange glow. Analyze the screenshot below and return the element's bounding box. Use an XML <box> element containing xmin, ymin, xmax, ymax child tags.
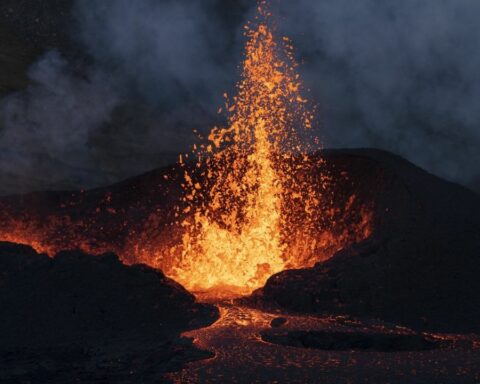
<box><xmin>169</xmin><ymin>2</ymin><xmax>335</xmax><ymax>295</ymax></box>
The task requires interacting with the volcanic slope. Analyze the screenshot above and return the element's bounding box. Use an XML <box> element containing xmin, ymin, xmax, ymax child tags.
<box><xmin>250</xmin><ymin>148</ymin><xmax>480</xmax><ymax>333</ymax></box>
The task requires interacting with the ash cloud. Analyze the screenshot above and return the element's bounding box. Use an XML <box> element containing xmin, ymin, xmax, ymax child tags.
<box><xmin>0</xmin><ymin>0</ymin><xmax>479</xmax><ymax>194</ymax></box>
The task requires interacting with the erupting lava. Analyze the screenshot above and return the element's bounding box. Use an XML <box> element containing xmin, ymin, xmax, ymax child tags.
<box><xmin>0</xmin><ymin>0</ymin><xmax>374</xmax><ymax>299</ymax></box>
<box><xmin>170</xmin><ymin>2</ymin><xmax>323</xmax><ymax>295</ymax></box>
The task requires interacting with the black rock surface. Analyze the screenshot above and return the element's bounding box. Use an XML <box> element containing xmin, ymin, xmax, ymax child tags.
<box><xmin>261</xmin><ymin>330</ymin><xmax>437</xmax><ymax>352</ymax></box>
<box><xmin>0</xmin><ymin>242</ymin><xmax>218</xmax><ymax>382</ymax></box>
<box><xmin>251</xmin><ymin>149</ymin><xmax>480</xmax><ymax>333</ymax></box>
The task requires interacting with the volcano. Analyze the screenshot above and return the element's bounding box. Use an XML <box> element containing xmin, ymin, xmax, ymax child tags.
<box><xmin>1</xmin><ymin>148</ymin><xmax>480</xmax><ymax>382</ymax></box>
<box><xmin>1</xmin><ymin>1</ymin><xmax>480</xmax><ymax>382</ymax></box>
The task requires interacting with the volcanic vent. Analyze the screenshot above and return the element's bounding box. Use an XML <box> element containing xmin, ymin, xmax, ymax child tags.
<box><xmin>0</xmin><ymin>1</ymin><xmax>373</xmax><ymax>298</ymax></box>
<box><xmin>171</xmin><ymin>3</ymin><xmax>331</xmax><ymax>295</ymax></box>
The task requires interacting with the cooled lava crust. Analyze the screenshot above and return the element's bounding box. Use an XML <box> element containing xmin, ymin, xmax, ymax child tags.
<box><xmin>0</xmin><ymin>242</ymin><xmax>219</xmax><ymax>382</ymax></box>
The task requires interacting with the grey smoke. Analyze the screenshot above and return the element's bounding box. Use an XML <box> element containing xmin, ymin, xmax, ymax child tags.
<box><xmin>275</xmin><ymin>0</ymin><xmax>480</xmax><ymax>187</ymax></box>
<box><xmin>0</xmin><ymin>0</ymin><xmax>246</xmax><ymax>193</ymax></box>
<box><xmin>0</xmin><ymin>50</ymin><xmax>119</xmax><ymax>191</ymax></box>
<box><xmin>74</xmin><ymin>0</ymin><xmax>239</xmax><ymax>108</ymax></box>
<box><xmin>0</xmin><ymin>0</ymin><xmax>479</xmax><ymax>194</ymax></box>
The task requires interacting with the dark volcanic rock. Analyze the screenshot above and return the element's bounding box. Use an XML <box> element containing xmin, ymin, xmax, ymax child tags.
<box><xmin>261</xmin><ymin>330</ymin><xmax>437</xmax><ymax>352</ymax></box>
<box><xmin>0</xmin><ymin>242</ymin><xmax>218</xmax><ymax>382</ymax></box>
<box><xmin>254</xmin><ymin>149</ymin><xmax>480</xmax><ymax>333</ymax></box>
<box><xmin>270</xmin><ymin>317</ymin><xmax>288</xmax><ymax>328</ymax></box>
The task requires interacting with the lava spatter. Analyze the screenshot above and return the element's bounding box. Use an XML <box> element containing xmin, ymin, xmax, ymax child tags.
<box><xmin>171</xmin><ymin>1</ymin><xmax>322</xmax><ymax>295</ymax></box>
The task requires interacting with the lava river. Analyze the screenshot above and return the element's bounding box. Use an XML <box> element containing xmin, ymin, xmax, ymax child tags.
<box><xmin>167</xmin><ymin>302</ymin><xmax>480</xmax><ymax>383</ymax></box>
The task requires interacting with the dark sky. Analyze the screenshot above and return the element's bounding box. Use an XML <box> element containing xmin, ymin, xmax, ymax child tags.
<box><xmin>0</xmin><ymin>0</ymin><xmax>479</xmax><ymax>194</ymax></box>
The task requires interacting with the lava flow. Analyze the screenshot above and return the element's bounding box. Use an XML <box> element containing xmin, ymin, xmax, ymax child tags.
<box><xmin>167</xmin><ymin>302</ymin><xmax>480</xmax><ymax>384</ymax></box>
<box><xmin>0</xmin><ymin>0</ymin><xmax>373</xmax><ymax>298</ymax></box>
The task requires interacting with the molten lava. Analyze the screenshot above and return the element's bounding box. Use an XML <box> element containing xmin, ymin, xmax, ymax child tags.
<box><xmin>170</xmin><ymin>3</ymin><xmax>320</xmax><ymax>294</ymax></box>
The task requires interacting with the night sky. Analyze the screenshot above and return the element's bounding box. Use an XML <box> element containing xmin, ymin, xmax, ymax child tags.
<box><xmin>0</xmin><ymin>0</ymin><xmax>479</xmax><ymax>194</ymax></box>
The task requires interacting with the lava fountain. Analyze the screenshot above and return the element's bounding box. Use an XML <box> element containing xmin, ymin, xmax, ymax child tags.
<box><xmin>170</xmin><ymin>2</ymin><xmax>324</xmax><ymax>295</ymax></box>
<box><xmin>0</xmin><ymin>0</ymin><xmax>373</xmax><ymax>298</ymax></box>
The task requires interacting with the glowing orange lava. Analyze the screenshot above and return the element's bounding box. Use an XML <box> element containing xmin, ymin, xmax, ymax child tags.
<box><xmin>169</xmin><ymin>2</ymin><xmax>323</xmax><ymax>295</ymax></box>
